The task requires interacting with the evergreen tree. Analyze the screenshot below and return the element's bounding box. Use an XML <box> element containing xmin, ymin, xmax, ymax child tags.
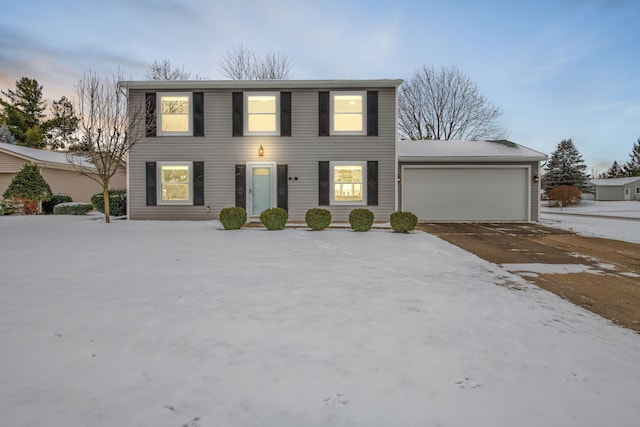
<box><xmin>2</xmin><ymin>162</ymin><xmax>52</xmax><ymax>202</ymax></box>
<box><xmin>622</xmin><ymin>138</ymin><xmax>640</xmax><ymax>177</ymax></box>
<box><xmin>0</xmin><ymin>77</ymin><xmax>47</xmax><ymax>147</ymax></box>
<box><xmin>0</xmin><ymin>123</ymin><xmax>16</xmax><ymax>144</ymax></box>
<box><xmin>44</xmin><ymin>96</ymin><xmax>79</xmax><ymax>149</ymax></box>
<box><xmin>605</xmin><ymin>160</ymin><xmax>624</xmax><ymax>178</ymax></box>
<box><xmin>544</xmin><ymin>139</ymin><xmax>588</xmax><ymax>192</ymax></box>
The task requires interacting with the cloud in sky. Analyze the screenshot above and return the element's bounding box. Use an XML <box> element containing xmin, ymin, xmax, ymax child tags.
<box><xmin>0</xmin><ymin>0</ymin><xmax>639</xmax><ymax>170</ymax></box>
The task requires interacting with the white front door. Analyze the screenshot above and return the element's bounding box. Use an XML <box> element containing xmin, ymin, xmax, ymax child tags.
<box><xmin>624</xmin><ymin>188</ymin><xmax>630</xmax><ymax>200</ymax></box>
<box><xmin>248</xmin><ymin>162</ymin><xmax>276</xmax><ymax>218</ymax></box>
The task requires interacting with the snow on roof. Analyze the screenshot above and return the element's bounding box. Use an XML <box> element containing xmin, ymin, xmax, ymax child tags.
<box><xmin>398</xmin><ymin>140</ymin><xmax>547</xmax><ymax>162</ymax></box>
<box><xmin>120</xmin><ymin>79</ymin><xmax>404</xmax><ymax>90</ymax></box>
<box><xmin>0</xmin><ymin>142</ymin><xmax>95</xmax><ymax>170</ymax></box>
<box><xmin>589</xmin><ymin>177</ymin><xmax>640</xmax><ymax>186</ymax></box>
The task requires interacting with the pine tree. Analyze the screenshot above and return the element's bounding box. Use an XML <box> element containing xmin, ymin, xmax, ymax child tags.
<box><xmin>44</xmin><ymin>96</ymin><xmax>79</xmax><ymax>150</ymax></box>
<box><xmin>622</xmin><ymin>138</ymin><xmax>640</xmax><ymax>177</ymax></box>
<box><xmin>0</xmin><ymin>123</ymin><xmax>16</xmax><ymax>144</ymax></box>
<box><xmin>544</xmin><ymin>139</ymin><xmax>588</xmax><ymax>192</ymax></box>
<box><xmin>606</xmin><ymin>160</ymin><xmax>624</xmax><ymax>178</ymax></box>
<box><xmin>0</xmin><ymin>77</ymin><xmax>47</xmax><ymax>147</ymax></box>
<box><xmin>2</xmin><ymin>163</ymin><xmax>52</xmax><ymax>214</ymax></box>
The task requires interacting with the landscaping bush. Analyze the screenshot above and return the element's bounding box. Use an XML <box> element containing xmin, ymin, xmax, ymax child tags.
<box><xmin>43</xmin><ymin>194</ymin><xmax>73</xmax><ymax>214</ymax></box>
<box><xmin>2</xmin><ymin>163</ymin><xmax>52</xmax><ymax>215</ymax></box>
<box><xmin>1</xmin><ymin>197</ymin><xmax>38</xmax><ymax>215</ymax></box>
<box><xmin>390</xmin><ymin>211</ymin><xmax>418</xmax><ymax>233</ymax></box>
<box><xmin>305</xmin><ymin>208</ymin><xmax>332</xmax><ymax>231</ymax></box>
<box><xmin>91</xmin><ymin>189</ymin><xmax>127</xmax><ymax>217</ymax></box>
<box><xmin>547</xmin><ymin>185</ymin><xmax>581</xmax><ymax>207</ymax></box>
<box><xmin>260</xmin><ymin>207</ymin><xmax>288</xmax><ymax>230</ymax></box>
<box><xmin>0</xmin><ymin>205</ymin><xmax>4</xmax><ymax>216</ymax></box>
<box><xmin>53</xmin><ymin>202</ymin><xmax>94</xmax><ymax>215</ymax></box>
<box><xmin>219</xmin><ymin>206</ymin><xmax>247</xmax><ymax>230</ymax></box>
<box><xmin>349</xmin><ymin>208</ymin><xmax>375</xmax><ymax>232</ymax></box>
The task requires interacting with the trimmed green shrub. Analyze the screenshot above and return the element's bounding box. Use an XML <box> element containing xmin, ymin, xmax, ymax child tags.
<box><xmin>219</xmin><ymin>207</ymin><xmax>247</xmax><ymax>230</ymax></box>
<box><xmin>91</xmin><ymin>189</ymin><xmax>127</xmax><ymax>217</ymax></box>
<box><xmin>349</xmin><ymin>208</ymin><xmax>375</xmax><ymax>232</ymax></box>
<box><xmin>43</xmin><ymin>193</ymin><xmax>73</xmax><ymax>214</ymax></box>
<box><xmin>260</xmin><ymin>207</ymin><xmax>288</xmax><ymax>230</ymax></box>
<box><xmin>0</xmin><ymin>205</ymin><xmax>4</xmax><ymax>216</ymax></box>
<box><xmin>53</xmin><ymin>203</ymin><xmax>94</xmax><ymax>215</ymax></box>
<box><xmin>305</xmin><ymin>208</ymin><xmax>332</xmax><ymax>231</ymax></box>
<box><xmin>390</xmin><ymin>211</ymin><xmax>418</xmax><ymax>233</ymax></box>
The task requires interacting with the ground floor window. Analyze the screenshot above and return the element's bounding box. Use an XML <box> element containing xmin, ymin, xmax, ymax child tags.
<box><xmin>158</xmin><ymin>162</ymin><xmax>192</xmax><ymax>204</ymax></box>
<box><xmin>330</xmin><ymin>161</ymin><xmax>366</xmax><ymax>205</ymax></box>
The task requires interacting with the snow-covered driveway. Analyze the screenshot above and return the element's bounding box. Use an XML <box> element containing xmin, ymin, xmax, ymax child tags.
<box><xmin>0</xmin><ymin>216</ymin><xmax>639</xmax><ymax>427</ymax></box>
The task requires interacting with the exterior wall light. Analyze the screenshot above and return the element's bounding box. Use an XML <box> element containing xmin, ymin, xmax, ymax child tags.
<box><xmin>533</xmin><ymin>175</ymin><xmax>539</xmax><ymax>183</ymax></box>
<box><xmin>258</xmin><ymin>145</ymin><xmax>264</xmax><ymax>157</ymax></box>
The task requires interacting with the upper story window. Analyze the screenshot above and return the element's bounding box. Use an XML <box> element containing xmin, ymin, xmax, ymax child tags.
<box><xmin>245</xmin><ymin>92</ymin><xmax>280</xmax><ymax>135</ymax></box>
<box><xmin>331</xmin><ymin>91</ymin><xmax>366</xmax><ymax>135</ymax></box>
<box><xmin>158</xmin><ymin>92</ymin><xmax>192</xmax><ymax>136</ymax></box>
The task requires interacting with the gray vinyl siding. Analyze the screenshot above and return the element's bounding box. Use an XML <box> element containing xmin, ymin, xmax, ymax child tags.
<box><xmin>398</xmin><ymin>161</ymin><xmax>541</xmax><ymax>222</ymax></box>
<box><xmin>128</xmin><ymin>87</ymin><xmax>397</xmax><ymax>221</ymax></box>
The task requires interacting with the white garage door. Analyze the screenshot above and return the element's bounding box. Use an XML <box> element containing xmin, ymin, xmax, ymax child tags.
<box><xmin>403</xmin><ymin>167</ymin><xmax>529</xmax><ymax>221</ymax></box>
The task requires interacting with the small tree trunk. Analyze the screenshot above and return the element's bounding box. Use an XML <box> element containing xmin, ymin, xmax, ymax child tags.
<box><xmin>103</xmin><ymin>183</ymin><xmax>111</xmax><ymax>223</ymax></box>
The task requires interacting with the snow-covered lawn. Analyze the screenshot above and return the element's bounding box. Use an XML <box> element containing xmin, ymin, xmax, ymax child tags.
<box><xmin>542</xmin><ymin>200</ymin><xmax>640</xmax><ymax>243</ymax></box>
<box><xmin>1</xmin><ymin>215</ymin><xmax>639</xmax><ymax>427</ymax></box>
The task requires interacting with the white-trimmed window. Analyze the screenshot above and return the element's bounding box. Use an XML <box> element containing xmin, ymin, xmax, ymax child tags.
<box><xmin>330</xmin><ymin>161</ymin><xmax>366</xmax><ymax>205</ymax></box>
<box><xmin>157</xmin><ymin>162</ymin><xmax>192</xmax><ymax>205</ymax></box>
<box><xmin>331</xmin><ymin>91</ymin><xmax>365</xmax><ymax>135</ymax></box>
<box><xmin>245</xmin><ymin>92</ymin><xmax>279</xmax><ymax>135</ymax></box>
<box><xmin>158</xmin><ymin>92</ymin><xmax>192</xmax><ymax>135</ymax></box>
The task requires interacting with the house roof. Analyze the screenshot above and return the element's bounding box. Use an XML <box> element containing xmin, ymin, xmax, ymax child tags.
<box><xmin>589</xmin><ymin>177</ymin><xmax>640</xmax><ymax>186</ymax></box>
<box><xmin>0</xmin><ymin>142</ymin><xmax>95</xmax><ymax>170</ymax></box>
<box><xmin>119</xmin><ymin>79</ymin><xmax>404</xmax><ymax>90</ymax></box>
<box><xmin>397</xmin><ymin>140</ymin><xmax>548</xmax><ymax>162</ymax></box>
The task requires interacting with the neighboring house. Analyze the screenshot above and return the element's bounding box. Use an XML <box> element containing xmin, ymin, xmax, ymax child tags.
<box><xmin>122</xmin><ymin>80</ymin><xmax>402</xmax><ymax>221</ymax></box>
<box><xmin>0</xmin><ymin>142</ymin><xmax>126</xmax><ymax>203</ymax></box>
<box><xmin>397</xmin><ymin>140</ymin><xmax>547</xmax><ymax>222</ymax></box>
<box><xmin>588</xmin><ymin>177</ymin><xmax>640</xmax><ymax>201</ymax></box>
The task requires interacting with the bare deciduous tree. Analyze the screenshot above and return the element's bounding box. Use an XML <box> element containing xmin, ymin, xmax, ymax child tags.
<box><xmin>67</xmin><ymin>71</ymin><xmax>144</xmax><ymax>223</ymax></box>
<box><xmin>399</xmin><ymin>65</ymin><xmax>505</xmax><ymax>141</ymax></box>
<box><xmin>219</xmin><ymin>45</ymin><xmax>293</xmax><ymax>80</ymax></box>
<box><xmin>145</xmin><ymin>59</ymin><xmax>191</xmax><ymax>80</ymax></box>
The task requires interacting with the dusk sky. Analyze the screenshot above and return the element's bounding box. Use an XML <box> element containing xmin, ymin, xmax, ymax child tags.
<box><xmin>1</xmin><ymin>0</ymin><xmax>638</xmax><ymax>172</ymax></box>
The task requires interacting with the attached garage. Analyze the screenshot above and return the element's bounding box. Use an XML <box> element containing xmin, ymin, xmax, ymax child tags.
<box><xmin>398</xmin><ymin>140</ymin><xmax>547</xmax><ymax>222</ymax></box>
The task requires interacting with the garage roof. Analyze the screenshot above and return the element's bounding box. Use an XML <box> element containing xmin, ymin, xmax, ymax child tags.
<box><xmin>589</xmin><ymin>177</ymin><xmax>640</xmax><ymax>187</ymax></box>
<box><xmin>398</xmin><ymin>140</ymin><xmax>547</xmax><ymax>162</ymax></box>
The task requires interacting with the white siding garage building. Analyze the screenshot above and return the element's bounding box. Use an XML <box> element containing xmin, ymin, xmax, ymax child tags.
<box><xmin>398</xmin><ymin>140</ymin><xmax>547</xmax><ymax>222</ymax></box>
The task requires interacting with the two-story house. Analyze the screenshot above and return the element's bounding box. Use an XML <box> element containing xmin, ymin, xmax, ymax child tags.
<box><xmin>122</xmin><ymin>80</ymin><xmax>402</xmax><ymax>222</ymax></box>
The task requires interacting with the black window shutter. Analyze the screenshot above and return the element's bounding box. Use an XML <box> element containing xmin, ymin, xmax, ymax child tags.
<box><xmin>280</xmin><ymin>92</ymin><xmax>291</xmax><ymax>137</ymax></box>
<box><xmin>367</xmin><ymin>91</ymin><xmax>378</xmax><ymax>136</ymax></box>
<box><xmin>318</xmin><ymin>92</ymin><xmax>330</xmax><ymax>136</ymax></box>
<box><xmin>277</xmin><ymin>164</ymin><xmax>288</xmax><ymax>211</ymax></box>
<box><xmin>193</xmin><ymin>161</ymin><xmax>204</xmax><ymax>206</ymax></box>
<box><xmin>318</xmin><ymin>161</ymin><xmax>330</xmax><ymax>206</ymax></box>
<box><xmin>232</xmin><ymin>92</ymin><xmax>243</xmax><ymax>137</ymax></box>
<box><xmin>235</xmin><ymin>165</ymin><xmax>246</xmax><ymax>209</ymax></box>
<box><xmin>145</xmin><ymin>93</ymin><xmax>156</xmax><ymax>137</ymax></box>
<box><xmin>146</xmin><ymin>161</ymin><xmax>157</xmax><ymax>206</ymax></box>
<box><xmin>193</xmin><ymin>92</ymin><xmax>204</xmax><ymax>137</ymax></box>
<box><xmin>367</xmin><ymin>161</ymin><xmax>378</xmax><ymax>206</ymax></box>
